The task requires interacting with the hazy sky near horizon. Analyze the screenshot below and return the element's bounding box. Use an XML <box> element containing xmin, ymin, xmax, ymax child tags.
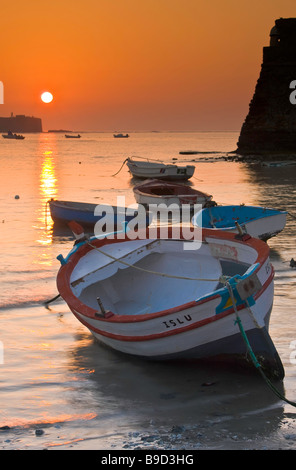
<box><xmin>1</xmin><ymin>0</ymin><xmax>296</xmax><ymax>131</ymax></box>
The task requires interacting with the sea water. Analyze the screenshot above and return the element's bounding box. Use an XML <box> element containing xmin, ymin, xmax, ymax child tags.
<box><xmin>0</xmin><ymin>131</ymin><xmax>296</xmax><ymax>450</ymax></box>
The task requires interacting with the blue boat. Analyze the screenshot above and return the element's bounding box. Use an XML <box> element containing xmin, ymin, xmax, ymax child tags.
<box><xmin>192</xmin><ymin>205</ymin><xmax>287</xmax><ymax>241</ymax></box>
<box><xmin>48</xmin><ymin>199</ymin><xmax>152</xmax><ymax>231</ymax></box>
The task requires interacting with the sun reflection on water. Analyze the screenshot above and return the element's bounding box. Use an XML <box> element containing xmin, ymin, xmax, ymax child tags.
<box><xmin>35</xmin><ymin>140</ymin><xmax>58</xmax><ymax>261</ymax></box>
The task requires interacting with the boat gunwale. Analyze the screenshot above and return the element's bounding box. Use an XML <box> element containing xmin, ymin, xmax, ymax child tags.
<box><xmin>56</xmin><ymin>227</ymin><xmax>271</xmax><ymax>324</ymax></box>
<box><xmin>49</xmin><ymin>199</ymin><xmax>137</xmax><ymax>215</ymax></box>
<box><xmin>49</xmin><ymin>199</ymin><xmax>97</xmax><ymax>214</ymax></box>
<box><xmin>133</xmin><ymin>179</ymin><xmax>212</xmax><ymax>200</ymax></box>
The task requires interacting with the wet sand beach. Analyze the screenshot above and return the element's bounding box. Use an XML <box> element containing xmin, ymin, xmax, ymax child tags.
<box><xmin>0</xmin><ymin>131</ymin><xmax>296</xmax><ymax>451</ymax></box>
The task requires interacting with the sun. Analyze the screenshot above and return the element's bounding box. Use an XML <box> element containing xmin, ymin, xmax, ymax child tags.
<box><xmin>41</xmin><ymin>91</ymin><xmax>53</xmax><ymax>103</ymax></box>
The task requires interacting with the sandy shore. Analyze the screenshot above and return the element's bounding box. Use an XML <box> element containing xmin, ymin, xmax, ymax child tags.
<box><xmin>1</xmin><ymin>408</ymin><xmax>296</xmax><ymax>451</ymax></box>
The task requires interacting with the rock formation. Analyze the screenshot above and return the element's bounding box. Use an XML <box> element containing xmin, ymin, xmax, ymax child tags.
<box><xmin>236</xmin><ymin>18</ymin><xmax>296</xmax><ymax>156</ymax></box>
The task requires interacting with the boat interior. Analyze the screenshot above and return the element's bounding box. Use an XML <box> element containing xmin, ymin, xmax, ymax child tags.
<box><xmin>146</xmin><ymin>187</ymin><xmax>180</xmax><ymax>196</ymax></box>
<box><xmin>71</xmin><ymin>239</ymin><xmax>254</xmax><ymax>316</ymax></box>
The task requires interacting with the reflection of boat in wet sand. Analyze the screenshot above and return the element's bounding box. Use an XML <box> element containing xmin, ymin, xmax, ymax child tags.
<box><xmin>56</xmin><ymin>225</ymin><xmax>284</xmax><ymax>380</ymax></box>
<box><xmin>192</xmin><ymin>205</ymin><xmax>287</xmax><ymax>241</ymax></box>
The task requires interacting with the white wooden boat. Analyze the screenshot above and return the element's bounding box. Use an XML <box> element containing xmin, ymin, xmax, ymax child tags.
<box><xmin>192</xmin><ymin>205</ymin><xmax>287</xmax><ymax>241</ymax></box>
<box><xmin>56</xmin><ymin>225</ymin><xmax>284</xmax><ymax>379</ymax></box>
<box><xmin>133</xmin><ymin>179</ymin><xmax>213</xmax><ymax>209</ymax></box>
<box><xmin>126</xmin><ymin>157</ymin><xmax>195</xmax><ymax>181</ymax></box>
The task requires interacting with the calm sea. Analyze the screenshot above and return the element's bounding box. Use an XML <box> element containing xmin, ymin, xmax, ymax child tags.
<box><xmin>0</xmin><ymin>131</ymin><xmax>296</xmax><ymax>450</ymax></box>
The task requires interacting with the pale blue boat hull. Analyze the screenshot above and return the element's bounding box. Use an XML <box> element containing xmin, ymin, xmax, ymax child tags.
<box><xmin>192</xmin><ymin>205</ymin><xmax>287</xmax><ymax>240</ymax></box>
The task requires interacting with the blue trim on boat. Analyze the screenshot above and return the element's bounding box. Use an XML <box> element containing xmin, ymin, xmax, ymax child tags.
<box><xmin>193</xmin><ymin>205</ymin><xmax>287</xmax><ymax>231</ymax></box>
<box><xmin>194</xmin><ymin>263</ymin><xmax>260</xmax><ymax>314</ymax></box>
<box><xmin>57</xmin><ymin>223</ymin><xmax>130</xmax><ymax>265</ymax></box>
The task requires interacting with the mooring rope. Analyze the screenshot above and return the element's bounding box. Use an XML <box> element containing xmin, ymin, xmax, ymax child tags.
<box><xmin>288</xmin><ymin>211</ymin><xmax>296</xmax><ymax>220</ymax></box>
<box><xmin>111</xmin><ymin>158</ymin><xmax>128</xmax><ymax>176</ymax></box>
<box><xmin>226</xmin><ymin>281</ymin><xmax>296</xmax><ymax>408</ymax></box>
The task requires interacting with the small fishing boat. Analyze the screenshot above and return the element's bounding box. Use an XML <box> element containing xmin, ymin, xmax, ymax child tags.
<box><xmin>126</xmin><ymin>157</ymin><xmax>195</xmax><ymax>181</ymax></box>
<box><xmin>56</xmin><ymin>224</ymin><xmax>284</xmax><ymax>379</ymax></box>
<box><xmin>192</xmin><ymin>205</ymin><xmax>287</xmax><ymax>241</ymax></box>
<box><xmin>48</xmin><ymin>199</ymin><xmax>151</xmax><ymax>230</ymax></box>
<box><xmin>65</xmin><ymin>134</ymin><xmax>81</xmax><ymax>138</ymax></box>
<box><xmin>114</xmin><ymin>133</ymin><xmax>129</xmax><ymax>138</ymax></box>
<box><xmin>133</xmin><ymin>179</ymin><xmax>213</xmax><ymax>209</ymax></box>
<box><xmin>2</xmin><ymin>131</ymin><xmax>25</xmax><ymax>140</ymax></box>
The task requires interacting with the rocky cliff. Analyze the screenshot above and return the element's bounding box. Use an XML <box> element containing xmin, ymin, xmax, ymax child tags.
<box><xmin>236</xmin><ymin>18</ymin><xmax>296</xmax><ymax>156</ymax></box>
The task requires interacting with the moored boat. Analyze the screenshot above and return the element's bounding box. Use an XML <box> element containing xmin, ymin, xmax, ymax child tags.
<box><xmin>2</xmin><ymin>131</ymin><xmax>25</xmax><ymax>139</ymax></box>
<box><xmin>48</xmin><ymin>199</ymin><xmax>152</xmax><ymax>230</ymax></box>
<box><xmin>65</xmin><ymin>134</ymin><xmax>81</xmax><ymax>138</ymax></box>
<box><xmin>133</xmin><ymin>179</ymin><xmax>213</xmax><ymax>209</ymax></box>
<box><xmin>126</xmin><ymin>157</ymin><xmax>195</xmax><ymax>181</ymax></box>
<box><xmin>192</xmin><ymin>205</ymin><xmax>287</xmax><ymax>241</ymax></box>
<box><xmin>56</xmin><ymin>225</ymin><xmax>284</xmax><ymax>379</ymax></box>
<box><xmin>114</xmin><ymin>133</ymin><xmax>129</xmax><ymax>138</ymax></box>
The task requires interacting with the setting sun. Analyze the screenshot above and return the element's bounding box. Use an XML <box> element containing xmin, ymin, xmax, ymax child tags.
<box><xmin>41</xmin><ymin>92</ymin><xmax>53</xmax><ymax>103</ymax></box>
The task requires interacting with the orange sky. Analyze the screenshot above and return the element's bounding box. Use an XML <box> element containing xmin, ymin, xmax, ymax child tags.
<box><xmin>1</xmin><ymin>0</ymin><xmax>296</xmax><ymax>131</ymax></box>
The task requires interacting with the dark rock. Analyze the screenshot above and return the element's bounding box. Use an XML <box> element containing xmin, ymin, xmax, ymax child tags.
<box><xmin>237</xmin><ymin>18</ymin><xmax>296</xmax><ymax>158</ymax></box>
<box><xmin>159</xmin><ymin>392</ymin><xmax>176</xmax><ymax>400</ymax></box>
<box><xmin>171</xmin><ymin>425</ymin><xmax>185</xmax><ymax>433</ymax></box>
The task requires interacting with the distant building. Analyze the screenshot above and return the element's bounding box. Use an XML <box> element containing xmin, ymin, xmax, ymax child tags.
<box><xmin>0</xmin><ymin>113</ymin><xmax>42</xmax><ymax>133</ymax></box>
<box><xmin>236</xmin><ymin>18</ymin><xmax>296</xmax><ymax>156</ymax></box>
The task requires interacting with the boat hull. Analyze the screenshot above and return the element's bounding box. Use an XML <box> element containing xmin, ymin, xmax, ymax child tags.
<box><xmin>56</xmin><ymin>229</ymin><xmax>284</xmax><ymax>379</ymax></box>
<box><xmin>88</xmin><ymin>314</ymin><xmax>282</xmax><ymax>378</ymax></box>
<box><xmin>127</xmin><ymin>159</ymin><xmax>195</xmax><ymax>181</ymax></box>
<box><xmin>192</xmin><ymin>206</ymin><xmax>287</xmax><ymax>241</ymax></box>
<box><xmin>49</xmin><ymin>199</ymin><xmax>151</xmax><ymax>229</ymax></box>
<box><xmin>2</xmin><ymin>134</ymin><xmax>25</xmax><ymax>139</ymax></box>
<box><xmin>68</xmin><ymin>276</ymin><xmax>283</xmax><ymax>379</ymax></box>
<box><xmin>133</xmin><ymin>179</ymin><xmax>212</xmax><ymax>209</ymax></box>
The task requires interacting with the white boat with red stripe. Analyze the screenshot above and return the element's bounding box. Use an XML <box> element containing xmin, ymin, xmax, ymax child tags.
<box><xmin>56</xmin><ymin>224</ymin><xmax>284</xmax><ymax>379</ymax></box>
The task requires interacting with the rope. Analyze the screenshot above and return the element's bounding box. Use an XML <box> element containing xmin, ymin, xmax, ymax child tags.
<box><xmin>111</xmin><ymin>156</ymin><xmax>169</xmax><ymax>176</ymax></box>
<box><xmin>44</xmin><ymin>293</ymin><xmax>61</xmax><ymax>308</ymax></box>
<box><xmin>226</xmin><ymin>281</ymin><xmax>296</xmax><ymax>408</ymax></box>
<box><xmin>288</xmin><ymin>211</ymin><xmax>296</xmax><ymax>220</ymax></box>
<box><xmin>87</xmin><ymin>241</ymin><xmax>225</xmax><ymax>283</ymax></box>
<box><xmin>111</xmin><ymin>158</ymin><xmax>128</xmax><ymax>176</ymax></box>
